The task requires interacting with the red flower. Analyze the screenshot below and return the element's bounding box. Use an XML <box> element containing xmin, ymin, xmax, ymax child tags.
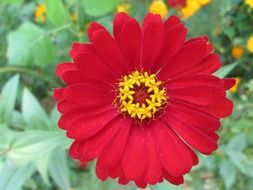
<box><xmin>168</xmin><ymin>0</ymin><xmax>186</xmax><ymax>7</ymax></box>
<box><xmin>54</xmin><ymin>13</ymin><xmax>235</xmax><ymax>188</ymax></box>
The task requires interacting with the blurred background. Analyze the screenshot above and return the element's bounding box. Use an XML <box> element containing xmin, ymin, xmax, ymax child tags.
<box><xmin>0</xmin><ymin>0</ymin><xmax>253</xmax><ymax>189</ymax></box>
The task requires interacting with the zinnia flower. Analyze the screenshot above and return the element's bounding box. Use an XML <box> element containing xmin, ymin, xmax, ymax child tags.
<box><xmin>54</xmin><ymin>13</ymin><xmax>235</xmax><ymax>188</ymax></box>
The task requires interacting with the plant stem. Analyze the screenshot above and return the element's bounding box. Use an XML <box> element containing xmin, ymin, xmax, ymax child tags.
<box><xmin>0</xmin><ymin>66</ymin><xmax>60</xmax><ymax>86</ymax></box>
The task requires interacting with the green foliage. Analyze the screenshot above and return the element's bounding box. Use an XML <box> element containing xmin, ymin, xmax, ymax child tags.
<box><xmin>7</xmin><ymin>22</ymin><xmax>55</xmax><ymax>66</ymax></box>
<box><xmin>49</xmin><ymin>150</ymin><xmax>71</xmax><ymax>190</ymax></box>
<box><xmin>0</xmin><ymin>163</ymin><xmax>35</xmax><ymax>190</ymax></box>
<box><xmin>0</xmin><ymin>74</ymin><xmax>19</xmax><ymax>124</ymax></box>
<box><xmin>22</xmin><ymin>88</ymin><xmax>52</xmax><ymax>129</ymax></box>
<box><xmin>80</xmin><ymin>0</ymin><xmax>120</xmax><ymax>17</ymax></box>
<box><xmin>44</xmin><ymin>0</ymin><xmax>70</xmax><ymax>27</ymax></box>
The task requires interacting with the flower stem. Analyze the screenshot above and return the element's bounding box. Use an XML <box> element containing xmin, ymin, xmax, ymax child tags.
<box><xmin>0</xmin><ymin>66</ymin><xmax>60</xmax><ymax>86</ymax></box>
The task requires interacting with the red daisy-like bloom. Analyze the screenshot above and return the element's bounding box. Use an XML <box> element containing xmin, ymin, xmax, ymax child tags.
<box><xmin>168</xmin><ymin>0</ymin><xmax>186</xmax><ymax>7</ymax></box>
<box><xmin>54</xmin><ymin>13</ymin><xmax>235</xmax><ymax>188</ymax></box>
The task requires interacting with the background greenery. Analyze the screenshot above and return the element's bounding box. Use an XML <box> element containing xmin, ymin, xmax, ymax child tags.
<box><xmin>0</xmin><ymin>0</ymin><xmax>253</xmax><ymax>189</ymax></box>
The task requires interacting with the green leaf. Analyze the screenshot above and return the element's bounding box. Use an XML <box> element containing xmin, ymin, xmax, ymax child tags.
<box><xmin>44</xmin><ymin>0</ymin><xmax>70</xmax><ymax>27</ymax></box>
<box><xmin>227</xmin><ymin>134</ymin><xmax>246</xmax><ymax>152</ymax></box>
<box><xmin>35</xmin><ymin>153</ymin><xmax>51</xmax><ymax>186</ymax></box>
<box><xmin>219</xmin><ymin>159</ymin><xmax>236</xmax><ymax>189</ymax></box>
<box><xmin>7</xmin><ymin>130</ymin><xmax>69</xmax><ymax>166</ymax></box>
<box><xmin>214</xmin><ymin>62</ymin><xmax>238</xmax><ymax>78</ymax></box>
<box><xmin>0</xmin><ymin>163</ymin><xmax>35</xmax><ymax>190</ymax></box>
<box><xmin>49</xmin><ymin>150</ymin><xmax>70</xmax><ymax>190</ymax></box>
<box><xmin>22</xmin><ymin>88</ymin><xmax>51</xmax><ymax>129</ymax></box>
<box><xmin>7</xmin><ymin>22</ymin><xmax>55</xmax><ymax>66</ymax></box>
<box><xmin>50</xmin><ymin>106</ymin><xmax>60</xmax><ymax>129</ymax></box>
<box><xmin>79</xmin><ymin>0</ymin><xmax>120</xmax><ymax>17</ymax></box>
<box><xmin>0</xmin><ymin>128</ymin><xmax>16</xmax><ymax>151</ymax></box>
<box><xmin>0</xmin><ymin>75</ymin><xmax>19</xmax><ymax>124</ymax></box>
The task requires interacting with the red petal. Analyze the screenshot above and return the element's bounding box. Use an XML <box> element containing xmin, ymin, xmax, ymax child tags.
<box><xmin>135</xmin><ymin>179</ymin><xmax>147</xmax><ymax>189</ymax></box>
<box><xmin>81</xmin><ymin>117</ymin><xmax>122</xmax><ymax>160</ymax></box>
<box><xmin>223</xmin><ymin>78</ymin><xmax>236</xmax><ymax>90</ymax></box>
<box><xmin>56</xmin><ymin>62</ymin><xmax>76</xmax><ymax>78</ymax></box>
<box><xmin>58</xmin><ymin>104</ymin><xmax>114</xmax><ymax>130</ymax></box>
<box><xmin>122</xmin><ymin>126</ymin><xmax>148</xmax><ymax>180</ymax></box>
<box><xmin>204</xmin><ymin>98</ymin><xmax>233</xmax><ymax>118</ymax></box>
<box><xmin>53</xmin><ymin>88</ymin><xmax>65</xmax><ymax>101</ymax></box>
<box><xmin>142</xmin><ymin>13</ymin><xmax>160</xmax><ymax>29</ymax></box>
<box><xmin>209</xmin><ymin>133</ymin><xmax>220</xmax><ymax>141</ymax></box>
<box><xmin>159</xmin><ymin>38</ymin><xmax>211</xmax><ymax>80</ymax></box>
<box><xmin>175</xmin><ymin>54</ymin><xmax>222</xmax><ymax>78</ymax></box>
<box><xmin>120</xmin><ymin>18</ymin><xmax>142</xmax><ymax>69</ymax></box>
<box><xmin>91</xmin><ymin>29</ymin><xmax>130</xmax><ymax>75</ymax></box>
<box><xmin>73</xmin><ymin>52</ymin><xmax>118</xmax><ymax>85</ymax></box>
<box><xmin>67</xmin><ymin>109</ymin><xmax>119</xmax><ymax>140</ymax></box>
<box><xmin>69</xmin><ymin>140</ymin><xmax>83</xmax><ymax>159</ymax></box>
<box><xmin>113</xmin><ymin>13</ymin><xmax>130</xmax><ymax>44</ymax></box>
<box><xmin>164</xmin><ymin>15</ymin><xmax>181</xmax><ymax>31</ymax></box>
<box><xmin>118</xmin><ymin>176</ymin><xmax>129</xmax><ymax>185</ymax></box>
<box><xmin>142</xmin><ymin>15</ymin><xmax>164</xmax><ymax>71</ymax></box>
<box><xmin>144</xmin><ymin>127</ymin><xmax>162</xmax><ymax>184</ymax></box>
<box><xmin>167</xmin><ymin>74</ymin><xmax>224</xmax><ymax>89</ymax></box>
<box><xmin>57</xmin><ymin>99</ymin><xmax>77</xmax><ymax>113</ymax></box>
<box><xmin>168</xmin><ymin>86</ymin><xmax>225</xmax><ymax>106</ymax></box>
<box><xmin>167</xmin><ymin>102</ymin><xmax>220</xmax><ymax>132</ymax></box>
<box><xmin>87</xmin><ymin>22</ymin><xmax>106</xmax><ymax>42</ymax></box>
<box><xmin>70</xmin><ymin>43</ymin><xmax>96</xmax><ymax>59</ymax></box>
<box><xmin>154</xmin><ymin>24</ymin><xmax>187</xmax><ymax>72</ymax></box>
<box><xmin>154</xmin><ymin>121</ymin><xmax>193</xmax><ymax>176</ymax></box>
<box><xmin>163</xmin><ymin>171</ymin><xmax>184</xmax><ymax>185</ymax></box>
<box><xmin>64</xmin><ymin>84</ymin><xmax>113</xmax><ymax>107</ymax></box>
<box><xmin>96</xmin><ymin>119</ymin><xmax>131</xmax><ymax>177</ymax></box>
<box><xmin>61</xmin><ymin>69</ymin><xmax>85</xmax><ymax>85</ymax></box>
<box><xmin>163</xmin><ymin>114</ymin><xmax>218</xmax><ymax>154</ymax></box>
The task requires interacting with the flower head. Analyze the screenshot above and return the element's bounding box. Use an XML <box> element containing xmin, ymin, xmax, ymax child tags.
<box><xmin>180</xmin><ymin>0</ymin><xmax>211</xmax><ymax>19</ymax></box>
<box><xmin>34</xmin><ymin>3</ymin><xmax>46</xmax><ymax>23</ymax></box>
<box><xmin>245</xmin><ymin>0</ymin><xmax>253</xmax><ymax>9</ymax></box>
<box><xmin>117</xmin><ymin>3</ymin><xmax>130</xmax><ymax>13</ymax></box>
<box><xmin>231</xmin><ymin>46</ymin><xmax>244</xmax><ymax>59</ymax></box>
<box><xmin>71</xmin><ymin>14</ymin><xmax>78</xmax><ymax>23</ymax></box>
<box><xmin>149</xmin><ymin>0</ymin><xmax>168</xmax><ymax>19</ymax></box>
<box><xmin>247</xmin><ymin>35</ymin><xmax>253</xmax><ymax>53</ymax></box>
<box><xmin>54</xmin><ymin>13</ymin><xmax>235</xmax><ymax>188</ymax></box>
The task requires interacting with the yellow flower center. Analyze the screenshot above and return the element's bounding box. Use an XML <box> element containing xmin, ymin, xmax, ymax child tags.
<box><xmin>116</xmin><ymin>71</ymin><xmax>167</xmax><ymax>121</ymax></box>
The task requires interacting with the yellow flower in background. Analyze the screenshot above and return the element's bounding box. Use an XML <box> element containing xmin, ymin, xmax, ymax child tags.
<box><xmin>117</xmin><ymin>3</ymin><xmax>130</xmax><ymax>13</ymax></box>
<box><xmin>245</xmin><ymin>0</ymin><xmax>253</xmax><ymax>9</ymax></box>
<box><xmin>34</xmin><ymin>4</ymin><xmax>46</xmax><ymax>23</ymax></box>
<box><xmin>231</xmin><ymin>46</ymin><xmax>244</xmax><ymax>59</ymax></box>
<box><xmin>149</xmin><ymin>0</ymin><xmax>168</xmax><ymax>19</ymax></box>
<box><xmin>229</xmin><ymin>77</ymin><xmax>241</xmax><ymax>93</ymax></box>
<box><xmin>247</xmin><ymin>35</ymin><xmax>253</xmax><ymax>53</ymax></box>
<box><xmin>71</xmin><ymin>14</ymin><xmax>78</xmax><ymax>23</ymax></box>
<box><xmin>180</xmin><ymin>1</ymin><xmax>200</xmax><ymax>19</ymax></box>
<box><xmin>180</xmin><ymin>0</ymin><xmax>211</xmax><ymax>19</ymax></box>
<box><xmin>196</xmin><ymin>0</ymin><xmax>211</xmax><ymax>6</ymax></box>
